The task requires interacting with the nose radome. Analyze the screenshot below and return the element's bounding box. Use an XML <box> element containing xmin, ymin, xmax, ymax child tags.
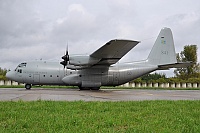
<box><xmin>6</xmin><ymin>71</ymin><xmax>11</xmax><ymax>79</ymax></box>
<box><xmin>6</xmin><ymin>71</ymin><xmax>15</xmax><ymax>80</ymax></box>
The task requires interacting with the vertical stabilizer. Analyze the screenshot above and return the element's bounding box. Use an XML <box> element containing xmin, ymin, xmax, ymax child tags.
<box><xmin>147</xmin><ymin>27</ymin><xmax>177</xmax><ymax>65</ymax></box>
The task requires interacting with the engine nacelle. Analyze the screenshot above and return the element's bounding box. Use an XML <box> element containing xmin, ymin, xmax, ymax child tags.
<box><xmin>67</xmin><ymin>65</ymin><xmax>90</xmax><ymax>70</ymax></box>
<box><xmin>69</xmin><ymin>55</ymin><xmax>100</xmax><ymax>66</ymax></box>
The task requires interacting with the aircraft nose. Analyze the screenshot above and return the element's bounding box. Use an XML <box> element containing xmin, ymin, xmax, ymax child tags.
<box><xmin>6</xmin><ymin>71</ymin><xmax>15</xmax><ymax>80</ymax></box>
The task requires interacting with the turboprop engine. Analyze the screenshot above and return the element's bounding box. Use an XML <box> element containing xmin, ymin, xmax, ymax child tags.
<box><xmin>61</xmin><ymin>54</ymin><xmax>100</xmax><ymax>70</ymax></box>
<box><xmin>69</xmin><ymin>55</ymin><xmax>100</xmax><ymax>66</ymax></box>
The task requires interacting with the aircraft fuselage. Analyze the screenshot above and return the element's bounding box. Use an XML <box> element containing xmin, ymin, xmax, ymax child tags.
<box><xmin>7</xmin><ymin>60</ymin><xmax>158</xmax><ymax>89</ymax></box>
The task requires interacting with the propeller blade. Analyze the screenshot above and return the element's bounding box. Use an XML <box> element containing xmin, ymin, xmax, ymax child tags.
<box><xmin>60</xmin><ymin>44</ymin><xmax>70</xmax><ymax>68</ymax></box>
<box><xmin>66</xmin><ymin>45</ymin><xmax>69</xmax><ymax>61</ymax></box>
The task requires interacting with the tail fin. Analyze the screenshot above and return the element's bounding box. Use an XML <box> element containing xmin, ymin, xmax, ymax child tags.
<box><xmin>147</xmin><ymin>27</ymin><xmax>177</xmax><ymax>65</ymax></box>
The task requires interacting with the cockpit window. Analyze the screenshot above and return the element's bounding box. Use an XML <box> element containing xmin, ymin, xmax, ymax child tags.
<box><xmin>15</xmin><ymin>63</ymin><xmax>26</xmax><ymax>72</ymax></box>
<box><xmin>18</xmin><ymin>63</ymin><xmax>27</xmax><ymax>67</ymax></box>
<box><xmin>17</xmin><ymin>69</ymin><xmax>22</xmax><ymax>73</ymax></box>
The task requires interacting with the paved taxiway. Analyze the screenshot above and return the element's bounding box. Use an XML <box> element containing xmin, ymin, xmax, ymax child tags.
<box><xmin>0</xmin><ymin>88</ymin><xmax>200</xmax><ymax>101</ymax></box>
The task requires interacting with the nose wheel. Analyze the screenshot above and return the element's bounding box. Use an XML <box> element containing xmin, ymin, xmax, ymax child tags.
<box><xmin>25</xmin><ymin>84</ymin><xmax>32</xmax><ymax>90</ymax></box>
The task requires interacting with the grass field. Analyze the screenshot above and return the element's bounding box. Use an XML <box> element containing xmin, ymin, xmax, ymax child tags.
<box><xmin>0</xmin><ymin>101</ymin><xmax>199</xmax><ymax>132</ymax></box>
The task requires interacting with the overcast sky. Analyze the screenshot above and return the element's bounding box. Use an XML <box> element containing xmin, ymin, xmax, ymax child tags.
<box><xmin>0</xmin><ymin>0</ymin><xmax>200</xmax><ymax>76</ymax></box>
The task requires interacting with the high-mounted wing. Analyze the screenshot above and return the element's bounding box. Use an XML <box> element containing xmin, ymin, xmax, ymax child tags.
<box><xmin>63</xmin><ymin>39</ymin><xmax>139</xmax><ymax>70</ymax></box>
<box><xmin>90</xmin><ymin>39</ymin><xmax>140</xmax><ymax>65</ymax></box>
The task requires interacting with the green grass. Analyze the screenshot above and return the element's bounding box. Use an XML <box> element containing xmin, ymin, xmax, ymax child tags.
<box><xmin>0</xmin><ymin>101</ymin><xmax>199</xmax><ymax>133</ymax></box>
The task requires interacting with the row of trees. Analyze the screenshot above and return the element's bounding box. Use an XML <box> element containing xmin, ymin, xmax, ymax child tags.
<box><xmin>0</xmin><ymin>68</ymin><xmax>8</xmax><ymax>80</ymax></box>
<box><xmin>175</xmin><ymin>45</ymin><xmax>200</xmax><ymax>79</ymax></box>
<box><xmin>133</xmin><ymin>73</ymin><xmax>200</xmax><ymax>83</ymax></box>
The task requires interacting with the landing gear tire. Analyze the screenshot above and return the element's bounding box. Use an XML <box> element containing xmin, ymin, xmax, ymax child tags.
<box><xmin>25</xmin><ymin>84</ymin><xmax>32</xmax><ymax>90</ymax></box>
<box><xmin>91</xmin><ymin>87</ymin><xmax>100</xmax><ymax>90</ymax></box>
<box><xmin>79</xmin><ymin>86</ymin><xmax>100</xmax><ymax>90</ymax></box>
<box><xmin>79</xmin><ymin>86</ymin><xmax>90</xmax><ymax>90</ymax></box>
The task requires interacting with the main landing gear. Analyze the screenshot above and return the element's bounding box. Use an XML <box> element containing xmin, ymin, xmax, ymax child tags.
<box><xmin>79</xmin><ymin>86</ymin><xmax>100</xmax><ymax>90</ymax></box>
<box><xmin>25</xmin><ymin>84</ymin><xmax>32</xmax><ymax>90</ymax></box>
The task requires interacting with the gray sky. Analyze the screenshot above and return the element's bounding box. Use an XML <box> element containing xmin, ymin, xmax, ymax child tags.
<box><xmin>0</xmin><ymin>0</ymin><xmax>200</xmax><ymax>76</ymax></box>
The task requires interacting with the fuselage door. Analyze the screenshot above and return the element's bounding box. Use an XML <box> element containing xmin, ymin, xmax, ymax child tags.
<box><xmin>33</xmin><ymin>74</ymin><xmax>40</xmax><ymax>83</ymax></box>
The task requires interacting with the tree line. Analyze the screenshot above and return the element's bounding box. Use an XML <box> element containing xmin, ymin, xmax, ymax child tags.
<box><xmin>0</xmin><ymin>67</ymin><xmax>8</xmax><ymax>80</ymax></box>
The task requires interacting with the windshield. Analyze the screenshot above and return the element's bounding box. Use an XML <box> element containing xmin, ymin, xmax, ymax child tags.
<box><xmin>15</xmin><ymin>63</ymin><xmax>27</xmax><ymax>71</ymax></box>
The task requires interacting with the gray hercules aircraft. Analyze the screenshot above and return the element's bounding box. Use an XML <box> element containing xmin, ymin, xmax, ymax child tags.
<box><xmin>6</xmin><ymin>28</ymin><xmax>191</xmax><ymax>90</ymax></box>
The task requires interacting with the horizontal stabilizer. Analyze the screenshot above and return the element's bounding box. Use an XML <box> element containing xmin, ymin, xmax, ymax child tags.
<box><xmin>158</xmin><ymin>61</ymin><xmax>193</xmax><ymax>70</ymax></box>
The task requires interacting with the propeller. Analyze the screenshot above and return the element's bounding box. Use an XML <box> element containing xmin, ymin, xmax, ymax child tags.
<box><xmin>60</xmin><ymin>46</ymin><xmax>70</xmax><ymax>68</ymax></box>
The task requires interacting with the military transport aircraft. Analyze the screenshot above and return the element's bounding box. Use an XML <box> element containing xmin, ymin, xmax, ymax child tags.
<box><xmin>6</xmin><ymin>28</ymin><xmax>191</xmax><ymax>90</ymax></box>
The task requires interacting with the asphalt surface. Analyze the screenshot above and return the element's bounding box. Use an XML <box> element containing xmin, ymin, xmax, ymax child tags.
<box><xmin>0</xmin><ymin>88</ymin><xmax>200</xmax><ymax>101</ymax></box>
